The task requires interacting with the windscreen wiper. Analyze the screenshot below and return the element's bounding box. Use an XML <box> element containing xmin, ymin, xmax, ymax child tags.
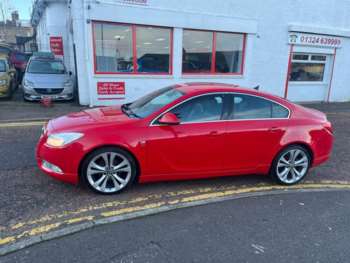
<box><xmin>121</xmin><ymin>104</ymin><xmax>140</xmax><ymax>118</ymax></box>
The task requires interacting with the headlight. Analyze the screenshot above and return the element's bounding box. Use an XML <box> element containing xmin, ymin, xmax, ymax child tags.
<box><xmin>24</xmin><ymin>79</ymin><xmax>34</xmax><ymax>87</ymax></box>
<box><xmin>46</xmin><ymin>132</ymin><xmax>83</xmax><ymax>147</ymax></box>
<box><xmin>64</xmin><ymin>79</ymin><xmax>73</xmax><ymax>87</ymax></box>
<box><xmin>0</xmin><ymin>79</ymin><xmax>7</xmax><ymax>85</ymax></box>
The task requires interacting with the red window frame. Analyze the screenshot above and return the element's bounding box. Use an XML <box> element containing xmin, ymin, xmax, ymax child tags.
<box><xmin>182</xmin><ymin>29</ymin><xmax>247</xmax><ymax>76</ymax></box>
<box><xmin>92</xmin><ymin>20</ymin><xmax>173</xmax><ymax>75</ymax></box>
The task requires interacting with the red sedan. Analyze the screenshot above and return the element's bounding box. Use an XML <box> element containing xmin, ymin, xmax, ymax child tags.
<box><xmin>36</xmin><ymin>83</ymin><xmax>333</xmax><ymax>194</ymax></box>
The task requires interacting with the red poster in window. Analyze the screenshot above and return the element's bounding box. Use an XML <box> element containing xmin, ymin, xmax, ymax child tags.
<box><xmin>50</xmin><ymin>36</ymin><xmax>64</xmax><ymax>56</ymax></box>
<box><xmin>97</xmin><ymin>82</ymin><xmax>125</xmax><ymax>95</ymax></box>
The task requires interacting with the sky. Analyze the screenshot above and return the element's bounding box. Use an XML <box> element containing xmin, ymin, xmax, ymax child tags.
<box><xmin>1</xmin><ymin>0</ymin><xmax>33</xmax><ymax>21</ymax></box>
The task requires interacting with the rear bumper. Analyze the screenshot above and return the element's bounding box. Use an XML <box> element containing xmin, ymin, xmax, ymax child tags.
<box><xmin>311</xmin><ymin>127</ymin><xmax>333</xmax><ymax>167</ymax></box>
<box><xmin>313</xmin><ymin>154</ymin><xmax>331</xmax><ymax>167</ymax></box>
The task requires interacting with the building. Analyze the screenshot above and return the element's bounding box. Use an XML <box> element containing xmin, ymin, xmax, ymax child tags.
<box><xmin>0</xmin><ymin>11</ymin><xmax>34</xmax><ymax>52</ymax></box>
<box><xmin>31</xmin><ymin>0</ymin><xmax>350</xmax><ymax>106</ymax></box>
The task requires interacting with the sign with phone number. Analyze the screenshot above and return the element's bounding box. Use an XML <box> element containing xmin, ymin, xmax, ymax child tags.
<box><xmin>289</xmin><ymin>33</ymin><xmax>342</xmax><ymax>48</ymax></box>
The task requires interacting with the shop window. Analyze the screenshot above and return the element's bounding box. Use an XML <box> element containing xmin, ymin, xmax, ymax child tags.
<box><xmin>94</xmin><ymin>23</ymin><xmax>133</xmax><ymax>73</ymax></box>
<box><xmin>136</xmin><ymin>26</ymin><xmax>171</xmax><ymax>73</ymax></box>
<box><xmin>182</xmin><ymin>29</ymin><xmax>246</xmax><ymax>75</ymax></box>
<box><xmin>215</xmin><ymin>32</ymin><xmax>244</xmax><ymax>73</ymax></box>
<box><xmin>182</xmin><ymin>30</ymin><xmax>213</xmax><ymax>73</ymax></box>
<box><xmin>290</xmin><ymin>53</ymin><xmax>326</xmax><ymax>82</ymax></box>
<box><xmin>93</xmin><ymin>21</ymin><xmax>172</xmax><ymax>74</ymax></box>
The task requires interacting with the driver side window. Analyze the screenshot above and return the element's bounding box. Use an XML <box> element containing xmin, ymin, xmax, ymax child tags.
<box><xmin>170</xmin><ymin>94</ymin><xmax>224</xmax><ymax>123</ymax></box>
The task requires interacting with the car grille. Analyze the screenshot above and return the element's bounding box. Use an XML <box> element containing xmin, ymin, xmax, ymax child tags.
<box><xmin>34</xmin><ymin>88</ymin><xmax>64</xmax><ymax>95</ymax></box>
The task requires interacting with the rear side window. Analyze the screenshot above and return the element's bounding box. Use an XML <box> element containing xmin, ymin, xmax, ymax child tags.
<box><xmin>230</xmin><ymin>94</ymin><xmax>289</xmax><ymax>120</ymax></box>
<box><xmin>171</xmin><ymin>94</ymin><xmax>224</xmax><ymax>123</ymax></box>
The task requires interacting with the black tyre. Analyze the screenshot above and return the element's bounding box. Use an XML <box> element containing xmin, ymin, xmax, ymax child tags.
<box><xmin>81</xmin><ymin>147</ymin><xmax>137</xmax><ymax>194</ymax></box>
<box><xmin>270</xmin><ymin>145</ymin><xmax>311</xmax><ymax>185</ymax></box>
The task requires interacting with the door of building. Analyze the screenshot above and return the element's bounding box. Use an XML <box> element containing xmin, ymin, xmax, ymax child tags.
<box><xmin>287</xmin><ymin>52</ymin><xmax>333</xmax><ymax>102</ymax></box>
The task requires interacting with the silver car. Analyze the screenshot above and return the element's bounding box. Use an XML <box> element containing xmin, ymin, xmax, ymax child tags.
<box><xmin>22</xmin><ymin>57</ymin><xmax>74</xmax><ymax>101</ymax></box>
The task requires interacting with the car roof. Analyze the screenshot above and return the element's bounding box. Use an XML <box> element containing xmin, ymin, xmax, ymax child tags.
<box><xmin>175</xmin><ymin>82</ymin><xmax>292</xmax><ymax>106</ymax></box>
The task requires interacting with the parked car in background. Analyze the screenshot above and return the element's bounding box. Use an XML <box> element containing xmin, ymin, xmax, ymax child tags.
<box><xmin>36</xmin><ymin>83</ymin><xmax>333</xmax><ymax>194</ymax></box>
<box><xmin>0</xmin><ymin>44</ymin><xmax>12</xmax><ymax>56</ymax></box>
<box><xmin>22</xmin><ymin>52</ymin><xmax>74</xmax><ymax>101</ymax></box>
<box><xmin>0</xmin><ymin>54</ymin><xmax>17</xmax><ymax>98</ymax></box>
<box><xmin>10</xmin><ymin>51</ymin><xmax>31</xmax><ymax>82</ymax></box>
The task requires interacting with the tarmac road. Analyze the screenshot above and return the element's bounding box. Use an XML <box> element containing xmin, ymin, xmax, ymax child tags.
<box><xmin>2</xmin><ymin>189</ymin><xmax>350</xmax><ymax>263</ymax></box>
<box><xmin>0</xmin><ymin>102</ymin><xmax>350</xmax><ymax>254</ymax></box>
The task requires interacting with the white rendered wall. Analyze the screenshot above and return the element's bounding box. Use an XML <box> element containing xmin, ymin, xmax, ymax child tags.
<box><xmin>67</xmin><ymin>0</ymin><xmax>350</xmax><ymax>105</ymax></box>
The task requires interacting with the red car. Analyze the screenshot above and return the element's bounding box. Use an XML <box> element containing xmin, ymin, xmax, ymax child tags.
<box><xmin>36</xmin><ymin>83</ymin><xmax>333</xmax><ymax>194</ymax></box>
<box><xmin>10</xmin><ymin>51</ymin><xmax>30</xmax><ymax>72</ymax></box>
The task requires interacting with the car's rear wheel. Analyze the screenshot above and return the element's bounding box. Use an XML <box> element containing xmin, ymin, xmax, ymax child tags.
<box><xmin>270</xmin><ymin>145</ymin><xmax>311</xmax><ymax>185</ymax></box>
<box><xmin>81</xmin><ymin>147</ymin><xmax>137</xmax><ymax>194</ymax></box>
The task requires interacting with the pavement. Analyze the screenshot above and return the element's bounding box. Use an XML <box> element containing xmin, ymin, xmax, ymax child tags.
<box><xmin>2</xmin><ymin>189</ymin><xmax>350</xmax><ymax>263</ymax></box>
<box><xmin>0</xmin><ymin>94</ymin><xmax>350</xmax><ymax>259</ymax></box>
<box><xmin>0</xmin><ymin>86</ymin><xmax>87</xmax><ymax>123</ymax></box>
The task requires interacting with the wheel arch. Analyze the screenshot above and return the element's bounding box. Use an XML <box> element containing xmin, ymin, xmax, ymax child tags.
<box><xmin>277</xmin><ymin>142</ymin><xmax>314</xmax><ymax>166</ymax></box>
<box><xmin>78</xmin><ymin>144</ymin><xmax>141</xmax><ymax>184</ymax></box>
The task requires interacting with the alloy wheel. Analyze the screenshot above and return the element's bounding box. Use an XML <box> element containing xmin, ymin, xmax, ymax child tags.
<box><xmin>276</xmin><ymin>149</ymin><xmax>309</xmax><ymax>184</ymax></box>
<box><xmin>86</xmin><ymin>152</ymin><xmax>132</xmax><ymax>193</ymax></box>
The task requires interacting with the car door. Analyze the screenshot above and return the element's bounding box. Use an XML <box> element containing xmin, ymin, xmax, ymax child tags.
<box><xmin>145</xmin><ymin>93</ymin><xmax>228</xmax><ymax>179</ymax></box>
<box><xmin>223</xmin><ymin>93</ymin><xmax>290</xmax><ymax>173</ymax></box>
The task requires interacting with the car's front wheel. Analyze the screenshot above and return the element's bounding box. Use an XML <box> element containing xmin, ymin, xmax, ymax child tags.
<box><xmin>271</xmin><ymin>145</ymin><xmax>311</xmax><ymax>185</ymax></box>
<box><xmin>81</xmin><ymin>147</ymin><xmax>137</xmax><ymax>194</ymax></box>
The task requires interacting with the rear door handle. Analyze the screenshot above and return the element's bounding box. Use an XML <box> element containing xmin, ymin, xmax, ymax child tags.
<box><xmin>209</xmin><ymin>131</ymin><xmax>219</xmax><ymax>136</ymax></box>
<box><xmin>269</xmin><ymin>127</ymin><xmax>280</xmax><ymax>132</ymax></box>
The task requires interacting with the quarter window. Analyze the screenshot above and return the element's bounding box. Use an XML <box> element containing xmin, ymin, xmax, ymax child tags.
<box><xmin>171</xmin><ymin>94</ymin><xmax>224</xmax><ymax>123</ymax></box>
<box><xmin>93</xmin><ymin>22</ymin><xmax>172</xmax><ymax>74</ymax></box>
<box><xmin>182</xmin><ymin>29</ymin><xmax>246</xmax><ymax>74</ymax></box>
<box><xmin>290</xmin><ymin>53</ymin><xmax>327</xmax><ymax>82</ymax></box>
<box><xmin>230</xmin><ymin>95</ymin><xmax>289</xmax><ymax>120</ymax></box>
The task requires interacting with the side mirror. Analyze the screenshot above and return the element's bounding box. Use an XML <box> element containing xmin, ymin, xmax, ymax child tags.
<box><xmin>158</xmin><ymin>112</ymin><xmax>180</xmax><ymax>125</ymax></box>
<box><xmin>68</xmin><ymin>71</ymin><xmax>73</xmax><ymax>76</ymax></box>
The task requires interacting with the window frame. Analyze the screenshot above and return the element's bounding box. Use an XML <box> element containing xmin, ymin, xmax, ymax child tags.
<box><xmin>227</xmin><ymin>93</ymin><xmax>291</xmax><ymax>120</ymax></box>
<box><xmin>92</xmin><ymin>20</ymin><xmax>173</xmax><ymax>75</ymax></box>
<box><xmin>150</xmin><ymin>92</ymin><xmax>290</xmax><ymax>126</ymax></box>
<box><xmin>289</xmin><ymin>52</ymin><xmax>328</xmax><ymax>83</ymax></box>
<box><xmin>182</xmin><ymin>29</ymin><xmax>247</xmax><ymax>76</ymax></box>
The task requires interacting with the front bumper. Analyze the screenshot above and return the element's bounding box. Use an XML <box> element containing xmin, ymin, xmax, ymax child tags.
<box><xmin>36</xmin><ymin>134</ymin><xmax>84</xmax><ymax>185</ymax></box>
<box><xmin>23</xmin><ymin>85</ymin><xmax>74</xmax><ymax>101</ymax></box>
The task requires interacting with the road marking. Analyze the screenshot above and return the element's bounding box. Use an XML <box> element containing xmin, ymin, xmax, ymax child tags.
<box><xmin>8</xmin><ymin>187</ymin><xmax>219</xmax><ymax>231</ymax></box>
<box><xmin>0</xmin><ymin>237</ymin><xmax>15</xmax><ymax>246</ymax></box>
<box><xmin>0</xmin><ymin>121</ymin><xmax>46</xmax><ymax>128</ymax></box>
<box><xmin>101</xmin><ymin>202</ymin><xmax>166</xmax><ymax>217</ymax></box>
<box><xmin>1</xmin><ymin>181</ymin><xmax>350</xmax><ymax>253</ymax></box>
<box><xmin>5</xmin><ymin>180</ymin><xmax>350</xmax><ymax>233</ymax></box>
